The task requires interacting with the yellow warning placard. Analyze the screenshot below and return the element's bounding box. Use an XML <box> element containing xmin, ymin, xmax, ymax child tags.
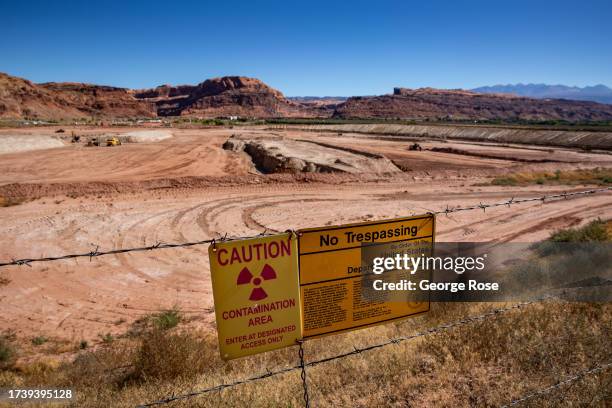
<box><xmin>208</xmin><ymin>233</ymin><xmax>302</xmax><ymax>360</ymax></box>
<box><xmin>298</xmin><ymin>214</ymin><xmax>435</xmax><ymax>338</ymax></box>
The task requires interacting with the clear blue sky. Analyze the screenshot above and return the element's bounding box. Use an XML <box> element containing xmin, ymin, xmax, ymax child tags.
<box><xmin>1</xmin><ymin>0</ymin><xmax>611</xmax><ymax>96</ymax></box>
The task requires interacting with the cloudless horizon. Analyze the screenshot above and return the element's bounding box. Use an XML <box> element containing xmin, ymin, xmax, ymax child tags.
<box><xmin>2</xmin><ymin>0</ymin><xmax>611</xmax><ymax>96</ymax></box>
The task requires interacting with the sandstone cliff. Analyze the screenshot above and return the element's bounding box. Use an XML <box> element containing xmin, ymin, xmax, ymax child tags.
<box><xmin>134</xmin><ymin>76</ymin><xmax>325</xmax><ymax>118</ymax></box>
<box><xmin>0</xmin><ymin>73</ymin><xmax>155</xmax><ymax>119</ymax></box>
<box><xmin>3</xmin><ymin>71</ymin><xmax>612</xmax><ymax>122</ymax></box>
<box><xmin>333</xmin><ymin>88</ymin><xmax>612</xmax><ymax>121</ymax></box>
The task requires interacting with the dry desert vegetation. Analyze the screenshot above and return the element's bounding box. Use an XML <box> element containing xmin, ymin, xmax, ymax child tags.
<box><xmin>0</xmin><ymin>123</ymin><xmax>610</xmax><ymax>407</ymax></box>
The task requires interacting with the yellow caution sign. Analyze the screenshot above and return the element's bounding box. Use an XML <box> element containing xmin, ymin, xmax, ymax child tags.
<box><xmin>208</xmin><ymin>233</ymin><xmax>302</xmax><ymax>360</ymax></box>
<box><xmin>298</xmin><ymin>214</ymin><xmax>435</xmax><ymax>338</ymax></box>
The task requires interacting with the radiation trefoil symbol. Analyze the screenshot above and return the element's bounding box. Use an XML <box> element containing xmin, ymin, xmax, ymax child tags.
<box><xmin>237</xmin><ymin>264</ymin><xmax>277</xmax><ymax>301</ymax></box>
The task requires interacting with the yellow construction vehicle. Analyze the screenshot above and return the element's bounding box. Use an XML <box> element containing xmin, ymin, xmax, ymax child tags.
<box><xmin>106</xmin><ymin>137</ymin><xmax>122</xmax><ymax>146</ymax></box>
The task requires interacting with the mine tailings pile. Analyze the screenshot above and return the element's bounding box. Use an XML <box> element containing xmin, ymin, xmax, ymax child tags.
<box><xmin>290</xmin><ymin>123</ymin><xmax>612</xmax><ymax>151</ymax></box>
<box><xmin>223</xmin><ymin>136</ymin><xmax>401</xmax><ymax>174</ymax></box>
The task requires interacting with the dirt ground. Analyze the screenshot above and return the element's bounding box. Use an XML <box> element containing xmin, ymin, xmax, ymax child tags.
<box><xmin>0</xmin><ymin>126</ymin><xmax>611</xmax><ymax>350</ymax></box>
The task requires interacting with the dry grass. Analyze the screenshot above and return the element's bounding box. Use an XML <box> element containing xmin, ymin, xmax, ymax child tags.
<box><xmin>489</xmin><ymin>167</ymin><xmax>612</xmax><ymax>186</ymax></box>
<box><xmin>1</xmin><ymin>225</ymin><xmax>610</xmax><ymax>407</ymax></box>
<box><xmin>130</xmin><ymin>329</ymin><xmax>220</xmax><ymax>382</ymax></box>
<box><xmin>0</xmin><ymin>301</ymin><xmax>608</xmax><ymax>407</ymax></box>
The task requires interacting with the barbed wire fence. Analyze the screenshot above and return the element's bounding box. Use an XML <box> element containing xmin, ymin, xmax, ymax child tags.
<box><xmin>1</xmin><ymin>187</ymin><xmax>609</xmax><ymax>269</ymax></box>
<box><xmin>0</xmin><ymin>187</ymin><xmax>610</xmax><ymax>407</ymax></box>
<box><xmin>135</xmin><ymin>299</ymin><xmax>544</xmax><ymax>407</ymax></box>
<box><xmin>136</xmin><ymin>296</ymin><xmax>610</xmax><ymax>407</ymax></box>
<box><xmin>500</xmin><ymin>362</ymin><xmax>612</xmax><ymax>407</ymax></box>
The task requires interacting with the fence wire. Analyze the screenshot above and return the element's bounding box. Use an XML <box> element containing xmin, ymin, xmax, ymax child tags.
<box><xmin>1</xmin><ymin>187</ymin><xmax>610</xmax><ymax>269</ymax></box>
<box><xmin>297</xmin><ymin>340</ymin><xmax>310</xmax><ymax>408</ymax></box>
<box><xmin>430</xmin><ymin>187</ymin><xmax>611</xmax><ymax>215</ymax></box>
<box><xmin>1</xmin><ymin>187</ymin><xmax>610</xmax><ymax>406</ymax></box>
<box><xmin>500</xmin><ymin>362</ymin><xmax>611</xmax><ymax>407</ymax></box>
<box><xmin>137</xmin><ymin>299</ymin><xmax>544</xmax><ymax>407</ymax></box>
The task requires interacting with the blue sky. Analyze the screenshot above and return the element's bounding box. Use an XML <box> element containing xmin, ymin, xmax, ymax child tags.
<box><xmin>1</xmin><ymin>0</ymin><xmax>611</xmax><ymax>95</ymax></box>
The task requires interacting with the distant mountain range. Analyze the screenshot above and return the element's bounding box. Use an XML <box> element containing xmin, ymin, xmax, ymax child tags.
<box><xmin>2</xmin><ymin>71</ymin><xmax>612</xmax><ymax>121</ymax></box>
<box><xmin>472</xmin><ymin>84</ymin><xmax>612</xmax><ymax>105</ymax></box>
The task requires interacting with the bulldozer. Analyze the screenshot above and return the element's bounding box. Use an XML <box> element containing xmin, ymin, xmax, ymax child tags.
<box><xmin>106</xmin><ymin>137</ymin><xmax>122</xmax><ymax>146</ymax></box>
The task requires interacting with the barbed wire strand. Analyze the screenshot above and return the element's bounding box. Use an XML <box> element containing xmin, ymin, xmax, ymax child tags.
<box><xmin>1</xmin><ymin>187</ymin><xmax>610</xmax><ymax>269</ymax></box>
<box><xmin>297</xmin><ymin>340</ymin><xmax>310</xmax><ymax>408</ymax></box>
<box><xmin>0</xmin><ymin>234</ymin><xmax>269</xmax><ymax>268</ymax></box>
<box><xmin>500</xmin><ymin>362</ymin><xmax>612</xmax><ymax>407</ymax></box>
<box><xmin>431</xmin><ymin>187</ymin><xmax>611</xmax><ymax>216</ymax></box>
<box><xmin>0</xmin><ymin>189</ymin><xmax>605</xmax><ymax>405</ymax></box>
<box><xmin>136</xmin><ymin>298</ymin><xmax>544</xmax><ymax>407</ymax></box>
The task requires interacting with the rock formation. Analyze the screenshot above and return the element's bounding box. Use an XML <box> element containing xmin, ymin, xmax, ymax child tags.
<box><xmin>3</xmin><ymin>71</ymin><xmax>612</xmax><ymax>122</ymax></box>
<box><xmin>333</xmin><ymin>87</ymin><xmax>612</xmax><ymax>121</ymax></box>
<box><xmin>134</xmin><ymin>76</ymin><xmax>325</xmax><ymax>118</ymax></box>
<box><xmin>0</xmin><ymin>72</ymin><xmax>155</xmax><ymax>119</ymax></box>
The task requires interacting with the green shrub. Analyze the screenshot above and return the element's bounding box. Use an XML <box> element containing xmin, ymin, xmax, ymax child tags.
<box><xmin>151</xmin><ymin>308</ymin><xmax>181</xmax><ymax>331</ymax></box>
<box><xmin>599</xmin><ymin>176</ymin><xmax>612</xmax><ymax>184</ymax></box>
<box><xmin>491</xmin><ymin>177</ymin><xmax>518</xmax><ymax>186</ymax></box>
<box><xmin>549</xmin><ymin>219</ymin><xmax>609</xmax><ymax>242</ymax></box>
<box><xmin>31</xmin><ymin>336</ymin><xmax>48</xmax><ymax>346</ymax></box>
<box><xmin>0</xmin><ymin>337</ymin><xmax>15</xmax><ymax>369</ymax></box>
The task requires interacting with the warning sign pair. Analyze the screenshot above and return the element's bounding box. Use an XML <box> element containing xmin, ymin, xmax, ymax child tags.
<box><xmin>208</xmin><ymin>214</ymin><xmax>435</xmax><ymax>360</ymax></box>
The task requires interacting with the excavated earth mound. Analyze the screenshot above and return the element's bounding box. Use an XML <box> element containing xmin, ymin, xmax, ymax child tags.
<box><xmin>0</xmin><ymin>134</ymin><xmax>65</xmax><ymax>155</ymax></box>
<box><xmin>223</xmin><ymin>135</ymin><xmax>401</xmax><ymax>174</ymax></box>
<box><xmin>287</xmin><ymin>123</ymin><xmax>612</xmax><ymax>151</ymax></box>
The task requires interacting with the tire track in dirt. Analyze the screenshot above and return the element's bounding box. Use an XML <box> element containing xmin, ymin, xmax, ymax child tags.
<box><xmin>105</xmin><ymin>205</ymin><xmax>210</xmax><ymax>323</ymax></box>
<box><xmin>194</xmin><ymin>197</ymin><xmax>255</xmax><ymax>237</ymax></box>
<box><xmin>494</xmin><ymin>201</ymin><xmax>612</xmax><ymax>243</ymax></box>
<box><xmin>193</xmin><ymin>194</ymin><xmax>319</xmax><ymax>237</ymax></box>
<box><xmin>113</xmin><ymin>206</ymin><xmax>183</xmax><ymax>276</ymax></box>
<box><xmin>40</xmin><ymin>203</ymin><xmax>204</xmax><ymax>329</ymax></box>
<box><xmin>436</xmin><ymin>195</ymin><xmax>611</xmax><ymax>242</ymax></box>
<box><xmin>241</xmin><ymin>197</ymin><xmax>342</xmax><ymax>233</ymax></box>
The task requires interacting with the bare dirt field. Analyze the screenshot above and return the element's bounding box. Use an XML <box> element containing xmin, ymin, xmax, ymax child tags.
<box><xmin>0</xmin><ymin>125</ymin><xmax>611</xmax><ymax>350</ymax></box>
